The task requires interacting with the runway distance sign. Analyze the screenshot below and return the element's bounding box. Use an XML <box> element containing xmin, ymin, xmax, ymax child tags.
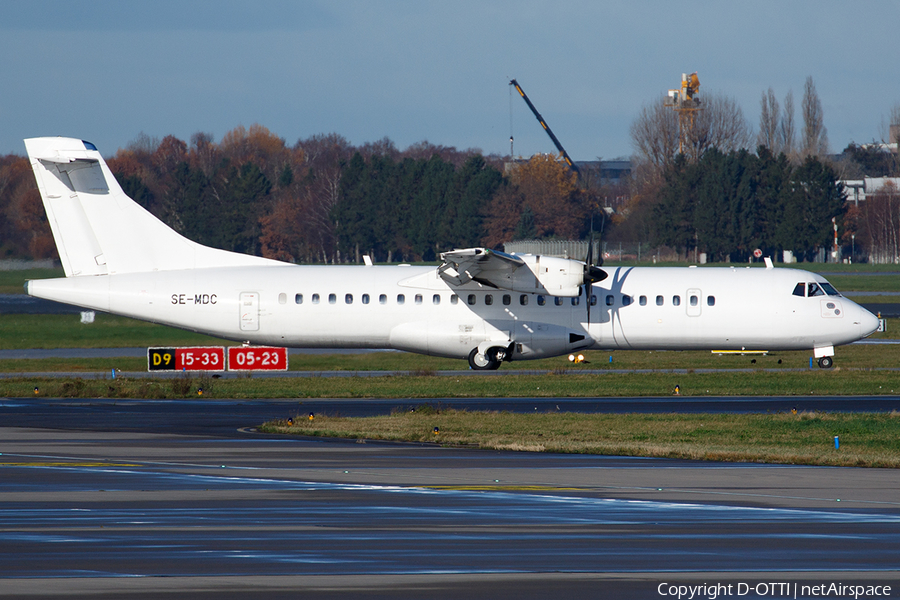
<box><xmin>148</xmin><ymin>347</ymin><xmax>225</xmax><ymax>371</ymax></box>
<box><xmin>227</xmin><ymin>346</ymin><xmax>288</xmax><ymax>371</ymax></box>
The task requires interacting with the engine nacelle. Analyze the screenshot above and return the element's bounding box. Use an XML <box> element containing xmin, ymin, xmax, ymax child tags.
<box><xmin>510</xmin><ymin>255</ymin><xmax>588</xmax><ymax>297</ymax></box>
<box><xmin>437</xmin><ymin>248</ymin><xmax>605</xmax><ymax>298</ymax></box>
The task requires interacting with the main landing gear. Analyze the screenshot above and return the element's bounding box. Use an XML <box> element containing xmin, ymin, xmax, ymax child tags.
<box><xmin>467</xmin><ymin>346</ymin><xmax>509</xmax><ymax>371</ymax></box>
<box><xmin>817</xmin><ymin>356</ymin><xmax>834</xmax><ymax>369</ymax></box>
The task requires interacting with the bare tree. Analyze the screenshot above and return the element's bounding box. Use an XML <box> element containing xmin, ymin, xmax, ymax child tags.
<box><xmin>801</xmin><ymin>76</ymin><xmax>828</xmax><ymax>158</ymax></box>
<box><xmin>881</xmin><ymin>101</ymin><xmax>900</xmax><ymax>147</ymax></box>
<box><xmin>630</xmin><ymin>97</ymin><xmax>680</xmax><ymax>176</ymax></box>
<box><xmin>779</xmin><ymin>90</ymin><xmax>796</xmax><ymax>159</ymax></box>
<box><xmin>630</xmin><ymin>90</ymin><xmax>752</xmax><ymax>179</ymax></box>
<box><xmin>689</xmin><ymin>92</ymin><xmax>753</xmax><ymax>157</ymax></box>
<box><xmin>757</xmin><ymin>88</ymin><xmax>780</xmax><ymax>152</ymax></box>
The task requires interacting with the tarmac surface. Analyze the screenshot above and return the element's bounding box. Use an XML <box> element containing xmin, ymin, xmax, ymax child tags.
<box><xmin>0</xmin><ymin>397</ymin><xmax>899</xmax><ymax>599</ymax></box>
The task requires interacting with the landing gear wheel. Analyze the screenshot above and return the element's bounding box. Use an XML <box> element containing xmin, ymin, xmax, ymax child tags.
<box><xmin>468</xmin><ymin>348</ymin><xmax>501</xmax><ymax>370</ymax></box>
<box><xmin>817</xmin><ymin>356</ymin><xmax>834</xmax><ymax>369</ymax></box>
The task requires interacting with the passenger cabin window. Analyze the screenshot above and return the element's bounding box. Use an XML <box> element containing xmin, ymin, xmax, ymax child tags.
<box><xmin>328</xmin><ymin>293</ymin><xmax>336</xmax><ymax>304</ymax></box>
<box><xmin>537</xmin><ymin>295</ymin><xmax>546</xmax><ymax>306</ymax></box>
<box><xmin>278</xmin><ymin>293</ymin><xmax>286</xmax><ymax>305</ymax></box>
<box><xmin>415</xmin><ymin>294</ymin><xmax>423</xmax><ymax>305</ymax></box>
<box><xmin>555</xmin><ymin>297</ymin><xmax>564</xmax><ymax>306</ymax></box>
<box><xmin>502</xmin><ymin>294</ymin><xmax>511</xmax><ymax>306</ymax></box>
<box><xmin>450</xmin><ymin>294</ymin><xmax>459</xmax><ymax>305</ymax></box>
<box><xmin>379</xmin><ymin>294</ymin><xmax>387</xmax><ymax>304</ymax></box>
<box><xmin>707</xmin><ymin>296</ymin><xmax>716</xmax><ymax>306</ymax></box>
<box><xmin>433</xmin><ymin>294</ymin><xmax>440</xmax><ymax>305</ymax></box>
<box><xmin>672</xmin><ymin>295</ymin><xmax>681</xmax><ymax>306</ymax></box>
<box><xmin>362</xmin><ymin>294</ymin><xmax>370</xmax><ymax>305</ymax></box>
<box><xmin>468</xmin><ymin>294</ymin><xmax>476</xmax><ymax>305</ymax></box>
<box><xmin>397</xmin><ymin>294</ymin><xmax>405</xmax><ymax>305</ymax></box>
<box><xmin>656</xmin><ymin>295</ymin><xmax>664</xmax><ymax>306</ymax></box>
<box><xmin>590</xmin><ymin>294</ymin><xmax>597</xmax><ymax>306</ymax></box>
<box><xmin>485</xmin><ymin>295</ymin><xmax>493</xmax><ymax>305</ymax></box>
<box><xmin>622</xmin><ymin>295</ymin><xmax>632</xmax><ymax>306</ymax></box>
<box><xmin>639</xmin><ymin>295</ymin><xmax>647</xmax><ymax>306</ymax></box>
<box><xmin>571</xmin><ymin>297</ymin><xmax>580</xmax><ymax>306</ymax></box>
<box><xmin>520</xmin><ymin>294</ymin><xmax>528</xmax><ymax>305</ymax></box>
<box><xmin>312</xmin><ymin>293</ymin><xmax>320</xmax><ymax>304</ymax></box>
<box><xmin>606</xmin><ymin>295</ymin><xmax>614</xmax><ymax>306</ymax></box>
<box><xmin>345</xmin><ymin>294</ymin><xmax>353</xmax><ymax>304</ymax></box>
<box><xmin>792</xmin><ymin>283</ymin><xmax>805</xmax><ymax>297</ymax></box>
<box><xmin>295</xmin><ymin>293</ymin><xmax>303</xmax><ymax>304</ymax></box>
<box><xmin>689</xmin><ymin>295</ymin><xmax>698</xmax><ymax>306</ymax></box>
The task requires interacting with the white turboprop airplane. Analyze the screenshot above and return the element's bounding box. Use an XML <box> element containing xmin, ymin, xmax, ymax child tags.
<box><xmin>24</xmin><ymin>137</ymin><xmax>879</xmax><ymax>370</ymax></box>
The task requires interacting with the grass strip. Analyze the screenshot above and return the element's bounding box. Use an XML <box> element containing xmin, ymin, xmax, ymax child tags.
<box><xmin>1</xmin><ymin>340</ymin><xmax>899</xmax><ymax>373</ymax></box>
<box><xmin>5</xmin><ymin>369</ymin><xmax>900</xmax><ymax>399</ymax></box>
<box><xmin>0</xmin><ymin>314</ymin><xmax>229</xmax><ymax>349</ymax></box>
<box><xmin>260</xmin><ymin>409</ymin><xmax>900</xmax><ymax>468</ymax></box>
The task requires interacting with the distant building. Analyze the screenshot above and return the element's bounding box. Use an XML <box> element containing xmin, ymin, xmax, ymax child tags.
<box><xmin>573</xmin><ymin>160</ymin><xmax>632</xmax><ymax>186</ymax></box>
<box><xmin>840</xmin><ymin>177</ymin><xmax>900</xmax><ymax>205</ymax></box>
<box><xmin>504</xmin><ymin>239</ymin><xmax>598</xmax><ymax>260</ymax></box>
<box><xmin>503</xmin><ymin>156</ymin><xmax>631</xmax><ymax>185</ymax></box>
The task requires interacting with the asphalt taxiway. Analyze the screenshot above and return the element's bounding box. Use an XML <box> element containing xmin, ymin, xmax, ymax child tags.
<box><xmin>1</xmin><ymin>398</ymin><xmax>898</xmax><ymax>599</ymax></box>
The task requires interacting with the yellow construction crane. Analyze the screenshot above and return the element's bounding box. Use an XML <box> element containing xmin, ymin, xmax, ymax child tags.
<box><xmin>664</xmin><ymin>72</ymin><xmax>702</xmax><ymax>155</ymax></box>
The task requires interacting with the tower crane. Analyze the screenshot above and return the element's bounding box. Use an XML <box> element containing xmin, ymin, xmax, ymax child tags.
<box><xmin>664</xmin><ymin>72</ymin><xmax>702</xmax><ymax>156</ymax></box>
<box><xmin>509</xmin><ymin>79</ymin><xmax>579</xmax><ymax>175</ymax></box>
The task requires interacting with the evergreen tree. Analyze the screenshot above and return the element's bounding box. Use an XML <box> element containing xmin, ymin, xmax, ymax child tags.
<box><xmin>652</xmin><ymin>155</ymin><xmax>697</xmax><ymax>255</ymax></box>
<box><xmin>513</xmin><ymin>207</ymin><xmax>537</xmax><ymax>239</ymax></box>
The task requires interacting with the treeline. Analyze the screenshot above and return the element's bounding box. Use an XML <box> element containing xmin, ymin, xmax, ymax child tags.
<box><xmin>0</xmin><ymin>153</ymin><xmax>51</xmax><ymax>259</ymax></box>
<box><xmin>106</xmin><ymin>126</ymin><xmax>502</xmax><ymax>264</ymax></box>
<box><xmin>0</xmin><ymin>126</ymin><xmax>604</xmax><ymax>263</ymax></box>
<box><xmin>333</xmin><ymin>153</ymin><xmax>503</xmax><ymax>262</ymax></box>
<box><xmin>0</xmin><ymin>123</ymin><xmax>873</xmax><ymax>265</ymax></box>
<box><xmin>649</xmin><ymin>147</ymin><xmax>845</xmax><ymax>262</ymax></box>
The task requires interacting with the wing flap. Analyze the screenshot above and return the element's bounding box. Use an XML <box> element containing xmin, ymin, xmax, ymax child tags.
<box><xmin>438</xmin><ymin>248</ymin><xmax>597</xmax><ymax>297</ymax></box>
<box><xmin>438</xmin><ymin>248</ymin><xmax>525</xmax><ymax>287</ymax></box>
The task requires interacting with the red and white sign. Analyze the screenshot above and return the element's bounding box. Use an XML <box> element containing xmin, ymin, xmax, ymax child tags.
<box><xmin>174</xmin><ymin>347</ymin><xmax>225</xmax><ymax>371</ymax></box>
<box><xmin>227</xmin><ymin>346</ymin><xmax>288</xmax><ymax>371</ymax></box>
<box><xmin>753</xmin><ymin>248</ymin><xmax>763</xmax><ymax>258</ymax></box>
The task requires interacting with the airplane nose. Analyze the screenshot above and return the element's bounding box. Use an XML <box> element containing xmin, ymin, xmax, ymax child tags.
<box><xmin>859</xmin><ymin>305</ymin><xmax>881</xmax><ymax>337</ymax></box>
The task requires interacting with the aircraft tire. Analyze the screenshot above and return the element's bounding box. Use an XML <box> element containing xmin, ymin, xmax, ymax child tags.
<box><xmin>468</xmin><ymin>348</ymin><xmax>500</xmax><ymax>370</ymax></box>
<box><xmin>817</xmin><ymin>356</ymin><xmax>834</xmax><ymax>369</ymax></box>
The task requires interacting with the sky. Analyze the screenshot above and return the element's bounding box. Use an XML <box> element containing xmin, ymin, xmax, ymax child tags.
<box><xmin>2</xmin><ymin>1</ymin><xmax>898</xmax><ymax>161</ymax></box>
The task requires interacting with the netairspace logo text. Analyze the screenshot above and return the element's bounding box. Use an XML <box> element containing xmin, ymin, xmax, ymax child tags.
<box><xmin>657</xmin><ymin>582</ymin><xmax>892</xmax><ymax>599</ymax></box>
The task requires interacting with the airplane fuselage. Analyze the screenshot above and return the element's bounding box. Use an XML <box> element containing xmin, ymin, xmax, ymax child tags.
<box><xmin>28</xmin><ymin>263</ymin><xmax>879</xmax><ymax>362</ymax></box>
<box><xmin>21</xmin><ymin>136</ymin><xmax>881</xmax><ymax>369</ymax></box>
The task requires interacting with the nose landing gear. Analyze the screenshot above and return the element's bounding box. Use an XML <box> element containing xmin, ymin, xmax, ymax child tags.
<box><xmin>817</xmin><ymin>356</ymin><xmax>833</xmax><ymax>369</ymax></box>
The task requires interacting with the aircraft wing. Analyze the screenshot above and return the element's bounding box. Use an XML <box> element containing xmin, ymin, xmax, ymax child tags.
<box><xmin>438</xmin><ymin>248</ymin><xmax>525</xmax><ymax>288</ymax></box>
<box><xmin>438</xmin><ymin>247</ymin><xmax>605</xmax><ymax>297</ymax></box>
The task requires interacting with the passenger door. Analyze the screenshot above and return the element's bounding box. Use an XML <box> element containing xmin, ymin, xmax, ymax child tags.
<box><xmin>686</xmin><ymin>288</ymin><xmax>702</xmax><ymax>317</ymax></box>
<box><xmin>240</xmin><ymin>292</ymin><xmax>259</xmax><ymax>331</ymax></box>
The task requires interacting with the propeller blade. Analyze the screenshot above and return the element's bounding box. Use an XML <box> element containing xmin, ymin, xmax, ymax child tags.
<box><xmin>586</xmin><ymin>284</ymin><xmax>590</xmax><ymax>325</ymax></box>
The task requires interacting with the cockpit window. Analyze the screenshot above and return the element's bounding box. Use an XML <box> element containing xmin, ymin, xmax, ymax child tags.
<box><xmin>807</xmin><ymin>282</ymin><xmax>824</xmax><ymax>297</ymax></box>
<box><xmin>792</xmin><ymin>283</ymin><xmax>805</xmax><ymax>297</ymax></box>
<box><xmin>820</xmin><ymin>282</ymin><xmax>841</xmax><ymax>296</ymax></box>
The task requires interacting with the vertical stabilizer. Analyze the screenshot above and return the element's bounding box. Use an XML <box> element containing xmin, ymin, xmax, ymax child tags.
<box><xmin>24</xmin><ymin>137</ymin><xmax>280</xmax><ymax>276</ymax></box>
